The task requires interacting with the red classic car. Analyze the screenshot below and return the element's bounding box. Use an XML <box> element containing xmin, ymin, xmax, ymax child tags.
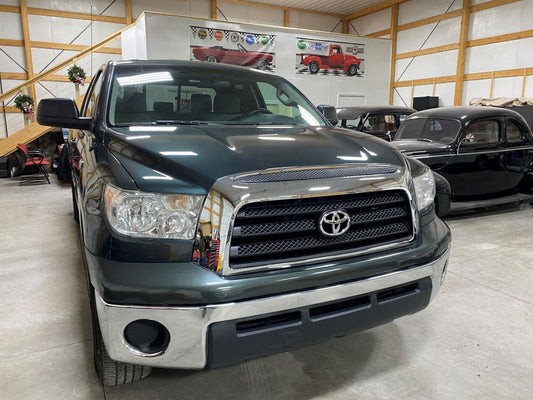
<box><xmin>192</xmin><ymin>44</ymin><xmax>273</xmax><ymax>70</ymax></box>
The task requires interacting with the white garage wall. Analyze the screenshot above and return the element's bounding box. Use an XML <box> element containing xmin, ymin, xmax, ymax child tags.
<box><xmin>398</xmin><ymin>0</ymin><xmax>462</xmax><ymax>25</ymax></box>
<box><xmin>396</xmin><ymin>18</ymin><xmax>460</xmax><ymax>54</ymax></box>
<box><xmin>288</xmin><ymin>11</ymin><xmax>343</xmax><ymax>33</ymax></box>
<box><xmin>352</xmin><ymin>0</ymin><xmax>533</xmax><ymax>108</ymax></box>
<box><xmin>349</xmin><ymin>8</ymin><xmax>390</xmax><ymax>37</ymax></box>
<box><xmin>217</xmin><ymin>1</ymin><xmax>284</xmax><ymax>26</ymax></box>
<box><xmin>27</xmin><ymin>0</ymin><xmax>125</xmax><ymax>16</ymax></box>
<box><xmin>0</xmin><ymin>11</ymin><xmax>23</xmax><ymax>39</ymax></box>
<box><xmin>395</xmin><ymin>50</ymin><xmax>458</xmax><ymax>81</ymax></box>
<box><xmin>470</xmin><ymin>1</ymin><xmax>533</xmax><ymax>39</ymax></box>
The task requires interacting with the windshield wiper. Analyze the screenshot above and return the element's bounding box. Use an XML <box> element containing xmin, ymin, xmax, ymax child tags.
<box><xmin>417</xmin><ymin>138</ymin><xmax>434</xmax><ymax>143</ymax></box>
<box><xmin>153</xmin><ymin>120</ymin><xmax>211</xmax><ymax>125</ymax></box>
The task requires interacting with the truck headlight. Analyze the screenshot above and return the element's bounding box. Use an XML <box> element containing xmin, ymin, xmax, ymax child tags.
<box><xmin>105</xmin><ymin>184</ymin><xmax>204</xmax><ymax>239</ymax></box>
<box><xmin>413</xmin><ymin>168</ymin><xmax>435</xmax><ymax>210</ymax></box>
<box><xmin>406</xmin><ymin>157</ymin><xmax>436</xmax><ymax>211</ymax></box>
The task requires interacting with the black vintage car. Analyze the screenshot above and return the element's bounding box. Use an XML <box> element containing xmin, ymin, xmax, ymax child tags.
<box><xmin>337</xmin><ymin>105</ymin><xmax>416</xmax><ymax>141</ymax></box>
<box><xmin>393</xmin><ymin>106</ymin><xmax>533</xmax><ymax>216</ymax></box>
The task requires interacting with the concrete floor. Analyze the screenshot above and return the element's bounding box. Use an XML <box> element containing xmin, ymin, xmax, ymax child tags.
<box><xmin>1</xmin><ymin>177</ymin><xmax>532</xmax><ymax>400</ymax></box>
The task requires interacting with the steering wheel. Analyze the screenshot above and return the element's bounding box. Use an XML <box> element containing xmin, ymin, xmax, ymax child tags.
<box><xmin>230</xmin><ymin>108</ymin><xmax>272</xmax><ymax>120</ymax></box>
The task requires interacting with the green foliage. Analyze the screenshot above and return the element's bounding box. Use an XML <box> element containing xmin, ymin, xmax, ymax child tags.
<box><xmin>14</xmin><ymin>93</ymin><xmax>34</xmax><ymax>112</ymax></box>
<box><xmin>67</xmin><ymin>64</ymin><xmax>87</xmax><ymax>83</ymax></box>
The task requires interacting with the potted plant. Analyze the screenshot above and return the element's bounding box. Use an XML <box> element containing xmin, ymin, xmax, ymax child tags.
<box><xmin>67</xmin><ymin>64</ymin><xmax>86</xmax><ymax>96</ymax></box>
<box><xmin>14</xmin><ymin>92</ymin><xmax>35</xmax><ymax>127</ymax></box>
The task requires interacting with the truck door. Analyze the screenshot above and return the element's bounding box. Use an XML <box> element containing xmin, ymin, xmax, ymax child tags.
<box><xmin>70</xmin><ymin>69</ymin><xmax>104</xmax><ymax>211</ymax></box>
<box><xmin>329</xmin><ymin>46</ymin><xmax>344</xmax><ymax>68</ymax></box>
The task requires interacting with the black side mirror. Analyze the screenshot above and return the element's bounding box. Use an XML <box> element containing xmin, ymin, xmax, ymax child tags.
<box><xmin>317</xmin><ymin>104</ymin><xmax>338</xmax><ymax>126</ymax></box>
<box><xmin>37</xmin><ymin>98</ymin><xmax>91</xmax><ymax>130</ymax></box>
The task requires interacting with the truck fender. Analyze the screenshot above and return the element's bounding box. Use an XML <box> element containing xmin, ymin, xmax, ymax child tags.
<box><xmin>303</xmin><ymin>55</ymin><xmax>321</xmax><ymax>66</ymax></box>
<box><xmin>432</xmin><ymin>171</ymin><xmax>451</xmax><ymax>217</ymax></box>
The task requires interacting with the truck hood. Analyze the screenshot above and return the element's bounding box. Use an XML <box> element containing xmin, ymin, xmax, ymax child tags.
<box><xmin>392</xmin><ymin>140</ymin><xmax>451</xmax><ymax>157</ymax></box>
<box><xmin>106</xmin><ymin>125</ymin><xmax>406</xmax><ymax>193</ymax></box>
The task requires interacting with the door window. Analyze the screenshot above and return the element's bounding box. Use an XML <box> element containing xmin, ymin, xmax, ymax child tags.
<box><xmin>399</xmin><ymin>113</ymin><xmax>411</xmax><ymax>124</ymax></box>
<box><xmin>341</xmin><ymin>117</ymin><xmax>361</xmax><ymax>129</ymax></box>
<box><xmin>505</xmin><ymin>119</ymin><xmax>524</xmax><ymax>144</ymax></box>
<box><xmin>464</xmin><ymin>120</ymin><xmax>499</xmax><ymax>144</ymax></box>
<box><xmin>363</xmin><ymin>114</ymin><xmax>396</xmax><ymax>133</ymax></box>
<box><xmin>81</xmin><ymin>69</ymin><xmax>104</xmax><ymax>118</ymax></box>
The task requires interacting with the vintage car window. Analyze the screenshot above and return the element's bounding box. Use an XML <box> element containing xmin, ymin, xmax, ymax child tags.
<box><xmin>108</xmin><ymin>65</ymin><xmax>326</xmax><ymax>127</ymax></box>
<box><xmin>399</xmin><ymin>114</ymin><xmax>411</xmax><ymax>124</ymax></box>
<box><xmin>384</xmin><ymin>115</ymin><xmax>397</xmax><ymax>132</ymax></box>
<box><xmin>505</xmin><ymin>119</ymin><xmax>524</xmax><ymax>144</ymax></box>
<box><xmin>340</xmin><ymin>117</ymin><xmax>361</xmax><ymax>129</ymax></box>
<box><xmin>362</xmin><ymin>114</ymin><xmax>396</xmax><ymax>133</ymax></box>
<box><xmin>395</xmin><ymin>118</ymin><xmax>460</xmax><ymax>144</ymax></box>
<box><xmin>464</xmin><ymin>120</ymin><xmax>499</xmax><ymax>144</ymax></box>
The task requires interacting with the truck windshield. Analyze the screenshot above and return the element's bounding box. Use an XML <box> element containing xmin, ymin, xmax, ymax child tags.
<box><xmin>108</xmin><ymin>65</ymin><xmax>326</xmax><ymax>127</ymax></box>
<box><xmin>395</xmin><ymin>118</ymin><xmax>460</xmax><ymax>144</ymax></box>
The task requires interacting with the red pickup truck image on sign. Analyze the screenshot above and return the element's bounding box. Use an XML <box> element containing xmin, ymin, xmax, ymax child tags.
<box><xmin>301</xmin><ymin>44</ymin><xmax>361</xmax><ymax>76</ymax></box>
<box><xmin>192</xmin><ymin>43</ymin><xmax>274</xmax><ymax>70</ymax></box>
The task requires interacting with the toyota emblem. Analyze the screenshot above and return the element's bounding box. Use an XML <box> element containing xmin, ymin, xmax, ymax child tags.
<box><xmin>319</xmin><ymin>210</ymin><xmax>351</xmax><ymax>237</ymax></box>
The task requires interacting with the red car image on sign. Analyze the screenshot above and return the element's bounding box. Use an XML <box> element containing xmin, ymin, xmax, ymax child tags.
<box><xmin>192</xmin><ymin>43</ymin><xmax>274</xmax><ymax>70</ymax></box>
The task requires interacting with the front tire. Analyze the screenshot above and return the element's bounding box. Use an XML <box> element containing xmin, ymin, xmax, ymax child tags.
<box><xmin>256</xmin><ymin>59</ymin><xmax>267</xmax><ymax>70</ymax></box>
<box><xmin>205</xmin><ymin>55</ymin><xmax>218</xmax><ymax>63</ymax></box>
<box><xmin>309</xmin><ymin>61</ymin><xmax>319</xmax><ymax>74</ymax></box>
<box><xmin>90</xmin><ymin>289</ymin><xmax>152</xmax><ymax>386</ymax></box>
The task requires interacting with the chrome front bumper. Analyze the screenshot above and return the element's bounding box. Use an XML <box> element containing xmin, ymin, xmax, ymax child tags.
<box><xmin>95</xmin><ymin>248</ymin><xmax>449</xmax><ymax>369</ymax></box>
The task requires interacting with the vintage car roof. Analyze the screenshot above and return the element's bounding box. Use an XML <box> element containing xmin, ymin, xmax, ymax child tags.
<box><xmin>336</xmin><ymin>105</ymin><xmax>416</xmax><ymax>119</ymax></box>
<box><xmin>407</xmin><ymin>106</ymin><xmax>526</xmax><ymax>121</ymax></box>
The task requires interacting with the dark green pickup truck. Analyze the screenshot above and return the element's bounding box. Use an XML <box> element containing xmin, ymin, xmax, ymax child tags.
<box><xmin>37</xmin><ymin>60</ymin><xmax>450</xmax><ymax>386</ymax></box>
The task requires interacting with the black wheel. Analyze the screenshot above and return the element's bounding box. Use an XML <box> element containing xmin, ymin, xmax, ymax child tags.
<box><xmin>347</xmin><ymin>64</ymin><xmax>359</xmax><ymax>76</ymax></box>
<box><xmin>9</xmin><ymin>151</ymin><xmax>25</xmax><ymax>177</ymax></box>
<box><xmin>309</xmin><ymin>61</ymin><xmax>319</xmax><ymax>74</ymax></box>
<box><xmin>256</xmin><ymin>59</ymin><xmax>267</xmax><ymax>70</ymax></box>
<box><xmin>205</xmin><ymin>55</ymin><xmax>218</xmax><ymax>63</ymax></box>
<box><xmin>90</xmin><ymin>289</ymin><xmax>152</xmax><ymax>386</ymax></box>
<box><xmin>71</xmin><ymin>184</ymin><xmax>79</xmax><ymax>224</ymax></box>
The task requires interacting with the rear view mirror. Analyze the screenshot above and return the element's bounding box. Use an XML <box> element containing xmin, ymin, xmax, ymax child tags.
<box><xmin>317</xmin><ymin>104</ymin><xmax>338</xmax><ymax>125</ymax></box>
<box><xmin>37</xmin><ymin>98</ymin><xmax>91</xmax><ymax>130</ymax></box>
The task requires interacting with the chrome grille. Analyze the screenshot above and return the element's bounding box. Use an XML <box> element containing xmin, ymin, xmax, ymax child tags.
<box><xmin>229</xmin><ymin>190</ymin><xmax>413</xmax><ymax>268</ymax></box>
<box><xmin>238</xmin><ymin>193</ymin><xmax>403</xmax><ymax>218</ymax></box>
<box><xmin>232</xmin><ymin>166</ymin><xmax>398</xmax><ymax>183</ymax></box>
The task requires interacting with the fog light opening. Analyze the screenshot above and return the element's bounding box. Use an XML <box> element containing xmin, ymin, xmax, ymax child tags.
<box><xmin>440</xmin><ymin>261</ymin><xmax>448</xmax><ymax>285</ymax></box>
<box><xmin>124</xmin><ymin>319</ymin><xmax>170</xmax><ymax>356</ymax></box>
